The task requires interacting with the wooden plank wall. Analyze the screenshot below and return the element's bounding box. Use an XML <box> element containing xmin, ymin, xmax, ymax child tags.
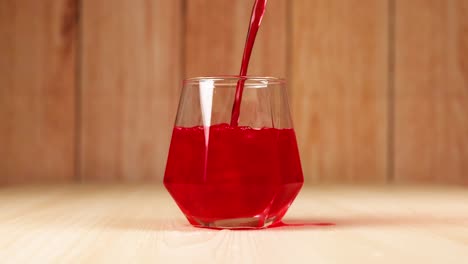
<box><xmin>0</xmin><ymin>0</ymin><xmax>77</xmax><ymax>184</ymax></box>
<box><xmin>0</xmin><ymin>0</ymin><xmax>466</xmax><ymax>184</ymax></box>
<box><xmin>394</xmin><ymin>0</ymin><xmax>468</xmax><ymax>183</ymax></box>
<box><xmin>80</xmin><ymin>0</ymin><xmax>182</xmax><ymax>181</ymax></box>
<box><xmin>185</xmin><ymin>0</ymin><xmax>287</xmax><ymax>78</ymax></box>
<box><xmin>291</xmin><ymin>0</ymin><xmax>389</xmax><ymax>182</ymax></box>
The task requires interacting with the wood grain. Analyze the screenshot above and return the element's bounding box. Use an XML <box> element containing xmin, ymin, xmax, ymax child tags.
<box><xmin>0</xmin><ymin>0</ymin><xmax>77</xmax><ymax>183</ymax></box>
<box><xmin>290</xmin><ymin>1</ymin><xmax>389</xmax><ymax>182</ymax></box>
<box><xmin>395</xmin><ymin>0</ymin><xmax>468</xmax><ymax>183</ymax></box>
<box><xmin>80</xmin><ymin>0</ymin><xmax>182</xmax><ymax>181</ymax></box>
<box><xmin>2</xmin><ymin>0</ymin><xmax>467</xmax><ymax>184</ymax></box>
<box><xmin>185</xmin><ymin>0</ymin><xmax>287</xmax><ymax>78</ymax></box>
<box><xmin>1</xmin><ymin>184</ymin><xmax>468</xmax><ymax>263</ymax></box>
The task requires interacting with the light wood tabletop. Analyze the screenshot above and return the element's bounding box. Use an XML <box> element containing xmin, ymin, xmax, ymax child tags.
<box><xmin>1</xmin><ymin>184</ymin><xmax>467</xmax><ymax>263</ymax></box>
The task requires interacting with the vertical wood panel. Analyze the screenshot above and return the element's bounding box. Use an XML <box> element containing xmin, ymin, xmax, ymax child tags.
<box><xmin>291</xmin><ymin>0</ymin><xmax>389</xmax><ymax>182</ymax></box>
<box><xmin>395</xmin><ymin>0</ymin><xmax>468</xmax><ymax>183</ymax></box>
<box><xmin>185</xmin><ymin>0</ymin><xmax>287</xmax><ymax>78</ymax></box>
<box><xmin>80</xmin><ymin>0</ymin><xmax>182</xmax><ymax>181</ymax></box>
<box><xmin>0</xmin><ymin>0</ymin><xmax>77</xmax><ymax>183</ymax></box>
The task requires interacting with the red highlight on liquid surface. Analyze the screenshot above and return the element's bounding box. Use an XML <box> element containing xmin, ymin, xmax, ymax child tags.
<box><xmin>164</xmin><ymin>124</ymin><xmax>304</xmax><ymax>228</ymax></box>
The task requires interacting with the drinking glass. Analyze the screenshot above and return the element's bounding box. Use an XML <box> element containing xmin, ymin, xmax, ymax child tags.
<box><xmin>164</xmin><ymin>76</ymin><xmax>304</xmax><ymax>229</ymax></box>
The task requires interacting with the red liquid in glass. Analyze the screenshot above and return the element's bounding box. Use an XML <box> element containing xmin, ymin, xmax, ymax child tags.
<box><xmin>164</xmin><ymin>124</ymin><xmax>304</xmax><ymax>227</ymax></box>
<box><xmin>230</xmin><ymin>0</ymin><xmax>268</xmax><ymax>126</ymax></box>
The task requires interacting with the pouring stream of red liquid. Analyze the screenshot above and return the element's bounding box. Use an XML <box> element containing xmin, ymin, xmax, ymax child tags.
<box><xmin>230</xmin><ymin>0</ymin><xmax>268</xmax><ymax>126</ymax></box>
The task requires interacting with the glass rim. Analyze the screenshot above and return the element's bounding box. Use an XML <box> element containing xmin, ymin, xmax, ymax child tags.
<box><xmin>183</xmin><ymin>75</ymin><xmax>286</xmax><ymax>85</ymax></box>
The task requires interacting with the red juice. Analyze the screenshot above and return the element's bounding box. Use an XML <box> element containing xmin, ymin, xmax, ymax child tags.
<box><xmin>230</xmin><ymin>0</ymin><xmax>268</xmax><ymax>126</ymax></box>
<box><xmin>164</xmin><ymin>123</ymin><xmax>304</xmax><ymax>228</ymax></box>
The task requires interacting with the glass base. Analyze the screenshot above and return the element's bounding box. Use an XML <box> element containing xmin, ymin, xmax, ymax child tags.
<box><xmin>187</xmin><ymin>215</ymin><xmax>280</xmax><ymax>229</ymax></box>
<box><xmin>165</xmin><ymin>182</ymin><xmax>303</xmax><ymax>230</ymax></box>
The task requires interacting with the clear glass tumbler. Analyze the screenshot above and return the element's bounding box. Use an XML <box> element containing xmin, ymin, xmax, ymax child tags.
<box><xmin>164</xmin><ymin>76</ymin><xmax>304</xmax><ymax>229</ymax></box>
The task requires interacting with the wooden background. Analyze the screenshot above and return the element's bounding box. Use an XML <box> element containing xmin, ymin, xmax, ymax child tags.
<box><xmin>0</xmin><ymin>0</ymin><xmax>467</xmax><ymax>184</ymax></box>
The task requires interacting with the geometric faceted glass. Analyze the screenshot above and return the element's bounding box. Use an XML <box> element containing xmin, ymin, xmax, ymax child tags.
<box><xmin>164</xmin><ymin>76</ymin><xmax>304</xmax><ymax>229</ymax></box>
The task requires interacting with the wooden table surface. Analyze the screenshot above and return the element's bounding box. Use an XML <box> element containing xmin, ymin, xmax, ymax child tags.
<box><xmin>1</xmin><ymin>184</ymin><xmax>468</xmax><ymax>263</ymax></box>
